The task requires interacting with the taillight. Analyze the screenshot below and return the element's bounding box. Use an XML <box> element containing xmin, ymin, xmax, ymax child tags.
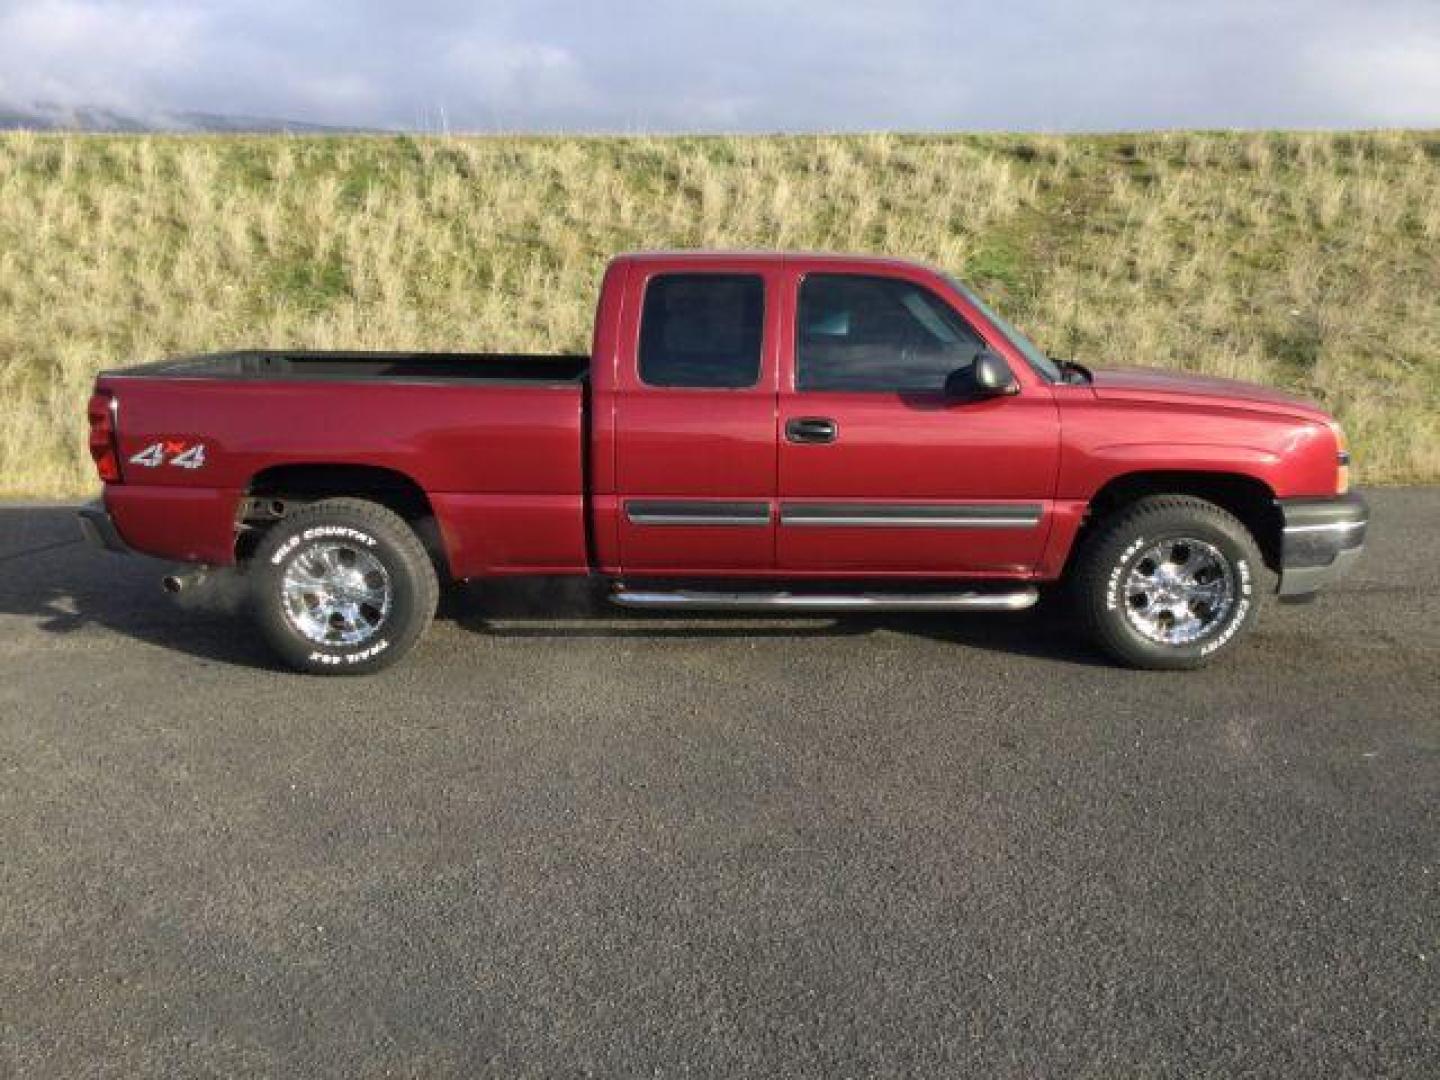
<box><xmin>87</xmin><ymin>390</ymin><xmax>121</xmax><ymax>483</ymax></box>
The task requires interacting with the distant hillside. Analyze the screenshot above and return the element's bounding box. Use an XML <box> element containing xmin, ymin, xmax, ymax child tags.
<box><xmin>0</xmin><ymin>130</ymin><xmax>1436</xmax><ymax>497</ymax></box>
<box><xmin>0</xmin><ymin>101</ymin><xmax>369</xmax><ymax>134</ymax></box>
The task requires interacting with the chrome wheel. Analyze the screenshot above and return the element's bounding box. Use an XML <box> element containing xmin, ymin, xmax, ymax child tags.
<box><xmin>1122</xmin><ymin>537</ymin><xmax>1235</xmax><ymax>646</ymax></box>
<box><xmin>280</xmin><ymin>541</ymin><xmax>391</xmax><ymax>646</ymax></box>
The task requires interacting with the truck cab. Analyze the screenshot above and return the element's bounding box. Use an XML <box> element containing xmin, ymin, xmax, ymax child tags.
<box><xmin>591</xmin><ymin>253</ymin><xmax>1058</xmax><ymax>579</ymax></box>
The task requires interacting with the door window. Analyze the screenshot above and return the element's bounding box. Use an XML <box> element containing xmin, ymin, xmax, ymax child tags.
<box><xmin>639</xmin><ymin>274</ymin><xmax>764</xmax><ymax>389</ymax></box>
<box><xmin>796</xmin><ymin>274</ymin><xmax>984</xmax><ymax>392</ymax></box>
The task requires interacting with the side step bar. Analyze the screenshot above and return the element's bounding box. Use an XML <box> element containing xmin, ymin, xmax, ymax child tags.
<box><xmin>609</xmin><ymin>587</ymin><xmax>1039</xmax><ymax>613</ymax></box>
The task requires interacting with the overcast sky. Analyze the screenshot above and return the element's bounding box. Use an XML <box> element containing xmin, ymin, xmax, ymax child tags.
<box><xmin>2</xmin><ymin>0</ymin><xmax>1438</xmax><ymax>131</ymax></box>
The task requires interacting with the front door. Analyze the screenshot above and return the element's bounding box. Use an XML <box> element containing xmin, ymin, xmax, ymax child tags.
<box><xmin>614</xmin><ymin>264</ymin><xmax>781</xmax><ymax>574</ymax></box>
<box><xmin>776</xmin><ymin>269</ymin><xmax>1059</xmax><ymax>575</ymax></box>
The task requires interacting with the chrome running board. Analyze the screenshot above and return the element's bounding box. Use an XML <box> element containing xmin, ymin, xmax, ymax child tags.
<box><xmin>608</xmin><ymin>587</ymin><xmax>1039</xmax><ymax>613</ymax></box>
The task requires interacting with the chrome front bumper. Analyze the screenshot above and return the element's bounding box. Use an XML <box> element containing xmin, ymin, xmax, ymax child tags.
<box><xmin>1276</xmin><ymin>492</ymin><xmax>1368</xmax><ymax>599</ymax></box>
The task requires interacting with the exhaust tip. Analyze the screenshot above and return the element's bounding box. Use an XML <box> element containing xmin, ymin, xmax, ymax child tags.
<box><xmin>162</xmin><ymin>567</ymin><xmax>210</xmax><ymax>594</ymax></box>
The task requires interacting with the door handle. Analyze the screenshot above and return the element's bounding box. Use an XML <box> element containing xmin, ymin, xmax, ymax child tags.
<box><xmin>785</xmin><ymin>417</ymin><xmax>838</xmax><ymax>444</ymax></box>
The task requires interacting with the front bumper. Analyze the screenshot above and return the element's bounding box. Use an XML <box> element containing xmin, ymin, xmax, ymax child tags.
<box><xmin>1276</xmin><ymin>492</ymin><xmax>1367</xmax><ymax>599</ymax></box>
<box><xmin>76</xmin><ymin>499</ymin><xmax>130</xmax><ymax>554</ymax></box>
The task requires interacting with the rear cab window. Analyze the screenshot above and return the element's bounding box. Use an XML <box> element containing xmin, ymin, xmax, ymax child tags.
<box><xmin>639</xmin><ymin>274</ymin><xmax>765</xmax><ymax>389</ymax></box>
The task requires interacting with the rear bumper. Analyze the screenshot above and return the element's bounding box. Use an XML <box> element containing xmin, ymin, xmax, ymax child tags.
<box><xmin>76</xmin><ymin>499</ymin><xmax>130</xmax><ymax>554</ymax></box>
<box><xmin>1276</xmin><ymin>492</ymin><xmax>1368</xmax><ymax>599</ymax></box>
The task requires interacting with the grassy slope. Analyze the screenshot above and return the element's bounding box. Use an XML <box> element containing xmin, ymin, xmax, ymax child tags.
<box><xmin>1</xmin><ymin>130</ymin><xmax>1436</xmax><ymax>498</ymax></box>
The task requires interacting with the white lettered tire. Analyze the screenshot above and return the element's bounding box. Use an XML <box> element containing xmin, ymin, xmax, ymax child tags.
<box><xmin>250</xmin><ymin>498</ymin><xmax>438</xmax><ymax>676</ymax></box>
<box><xmin>1073</xmin><ymin>495</ymin><xmax>1264</xmax><ymax>670</ymax></box>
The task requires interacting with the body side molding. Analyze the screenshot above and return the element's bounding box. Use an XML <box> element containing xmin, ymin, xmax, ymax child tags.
<box><xmin>779</xmin><ymin>503</ymin><xmax>1043</xmax><ymax>528</ymax></box>
<box><xmin>625</xmin><ymin>500</ymin><xmax>771</xmax><ymax>526</ymax></box>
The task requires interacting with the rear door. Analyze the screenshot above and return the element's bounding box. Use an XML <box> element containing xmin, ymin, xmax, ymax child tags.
<box><xmin>776</xmin><ymin>265</ymin><xmax>1060</xmax><ymax>575</ymax></box>
<box><xmin>613</xmin><ymin>260</ymin><xmax>781</xmax><ymax>574</ymax></box>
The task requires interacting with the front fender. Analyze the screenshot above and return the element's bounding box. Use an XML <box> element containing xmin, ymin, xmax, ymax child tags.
<box><xmin>1072</xmin><ymin>443</ymin><xmax>1284</xmax><ymax>495</ymax></box>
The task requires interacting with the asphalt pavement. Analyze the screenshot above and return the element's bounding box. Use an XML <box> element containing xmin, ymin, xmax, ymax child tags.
<box><xmin>0</xmin><ymin>491</ymin><xmax>1435</xmax><ymax>1077</ymax></box>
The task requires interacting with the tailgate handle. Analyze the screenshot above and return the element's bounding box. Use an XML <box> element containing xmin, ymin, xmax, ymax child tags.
<box><xmin>786</xmin><ymin>417</ymin><xmax>838</xmax><ymax>444</ymax></box>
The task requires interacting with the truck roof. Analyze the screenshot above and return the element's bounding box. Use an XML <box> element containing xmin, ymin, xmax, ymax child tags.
<box><xmin>613</xmin><ymin>250</ymin><xmax>934</xmax><ymax>274</ymax></box>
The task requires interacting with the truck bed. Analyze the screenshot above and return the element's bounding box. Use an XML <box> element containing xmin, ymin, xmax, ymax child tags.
<box><xmin>95</xmin><ymin>351</ymin><xmax>591</xmax><ymax>575</ymax></box>
<box><xmin>105</xmin><ymin>350</ymin><xmax>590</xmax><ymax>384</ymax></box>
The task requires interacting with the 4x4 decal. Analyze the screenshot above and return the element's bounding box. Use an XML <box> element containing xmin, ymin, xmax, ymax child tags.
<box><xmin>129</xmin><ymin>440</ymin><xmax>207</xmax><ymax>470</ymax></box>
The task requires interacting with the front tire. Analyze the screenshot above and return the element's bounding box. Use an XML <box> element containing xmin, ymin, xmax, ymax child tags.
<box><xmin>250</xmin><ymin>498</ymin><xmax>438</xmax><ymax>676</ymax></box>
<box><xmin>1073</xmin><ymin>495</ymin><xmax>1263</xmax><ymax>670</ymax></box>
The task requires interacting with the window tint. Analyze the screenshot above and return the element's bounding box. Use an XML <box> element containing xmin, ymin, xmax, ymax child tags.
<box><xmin>639</xmin><ymin>274</ymin><xmax>764</xmax><ymax>388</ymax></box>
<box><xmin>796</xmin><ymin>274</ymin><xmax>984</xmax><ymax>392</ymax></box>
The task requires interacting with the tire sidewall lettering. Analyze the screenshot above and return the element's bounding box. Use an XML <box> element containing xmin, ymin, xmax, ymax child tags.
<box><xmin>1105</xmin><ymin>535</ymin><xmax>1149</xmax><ymax>612</ymax></box>
<box><xmin>307</xmin><ymin>639</ymin><xmax>391</xmax><ymax>665</ymax></box>
<box><xmin>269</xmin><ymin>525</ymin><xmax>378</xmax><ymax>567</ymax></box>
<box><xmin>1200</xmin><ymin>557</ymin><xmax>1252</xmax><ymax>656</ymax></box>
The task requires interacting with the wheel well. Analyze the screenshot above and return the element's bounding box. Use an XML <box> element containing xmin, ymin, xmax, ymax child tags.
<box><xmin>236</xmin><ymin>464</ymin><xmax>449</xmax><ymax>576</ymax></box>
<box><xmin>1084</xmin><ymin>471</ymin><xmax>1282</xmax><ymax>571</ymax></box>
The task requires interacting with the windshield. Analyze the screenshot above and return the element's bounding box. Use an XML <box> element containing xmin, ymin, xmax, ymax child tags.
<box><xmin>945</xmin><ymin>276</ymin><xmax>1063</xmax><ymax>383</ymax></box>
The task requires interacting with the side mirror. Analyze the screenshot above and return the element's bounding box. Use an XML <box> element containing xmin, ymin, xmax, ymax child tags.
<box><xmin>944</xmin><ymin>351</ymin><xmax>1019</xmax><ymax>399</ymax></box>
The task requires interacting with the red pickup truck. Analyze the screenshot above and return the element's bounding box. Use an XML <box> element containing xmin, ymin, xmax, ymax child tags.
<box><xmin>79</xmin><ymin>251</ymin><xmax>1366</xmax><ymax>675</ymax></box>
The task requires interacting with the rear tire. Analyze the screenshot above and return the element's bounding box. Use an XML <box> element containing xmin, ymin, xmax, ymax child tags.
<box><xmin>1073</xmin><ymin>495</ymin><xmax>1263</xmax><ymax>670</ymax></box>
<box><xmin>250</xmin><ymin>498</ymin><xmax>438</xmax><ymax>676</ymax></box>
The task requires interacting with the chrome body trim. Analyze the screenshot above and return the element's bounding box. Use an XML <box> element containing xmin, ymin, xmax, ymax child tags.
<box><xmin>609</xmin><ymin>588</ymin><xmax>1039</xmax><ymax>613</ymax></box>
<box><xmin>1281</xmin><ymin>520</ymin><xmax>1366</xmax><ymax>535</ymax></box>
<box><xmin>625</xmin><ymin>500</ymin><xmax>771</xmax><ymax>527</ymax></box>
<box><xmin>779</xmin><ymin>503</ymin><xmax>1042</xmax><ymax>529</ymax></box>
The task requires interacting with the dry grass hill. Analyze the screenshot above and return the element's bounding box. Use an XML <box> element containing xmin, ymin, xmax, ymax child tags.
<box><xmin>1</xmin><ymin>130</ymin><xmax>1436</xmax><ymax>497</ymax></box>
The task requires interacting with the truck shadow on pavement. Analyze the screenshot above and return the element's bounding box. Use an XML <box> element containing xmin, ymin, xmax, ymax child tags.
<box><xmin>448</xmin><ymin>577</ymin><xmax>1106</xmax><ymax>665</ymax></box>
<box><xmin>0</xmin><ymin>507</ymin><xmax>1106</xmax><ymax>672</ymax></box>
<box><xmin>0</xmin><ymin>508</ymin><xmax>284</xmax><ymax>671</ymax></box>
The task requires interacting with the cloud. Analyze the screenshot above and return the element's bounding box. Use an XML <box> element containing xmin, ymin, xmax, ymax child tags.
<box><xmin>0</xmin><ymin>0</ymin><xmax>1438</xmax><ymax>130</ymax></box>
<box><xmin>438</xmin><ymin>34</ymin><xmax>589</xmax><ymax>127</ymax></box>
<box><xmin>1304</xmin><ymin>31</ymin><xmax>1440</xmax><ymax>127</ymax></box>
<box><xmin>0</xmin><ymin>0</ymin><xmax>204</xmax><ymax>112</ymax></box>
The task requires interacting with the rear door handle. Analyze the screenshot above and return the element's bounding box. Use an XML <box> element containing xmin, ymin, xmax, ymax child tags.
<box><xmin>786</xmin><ymin>417</ymin><xmax>838</xmax><ymax>444</ymax></box>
